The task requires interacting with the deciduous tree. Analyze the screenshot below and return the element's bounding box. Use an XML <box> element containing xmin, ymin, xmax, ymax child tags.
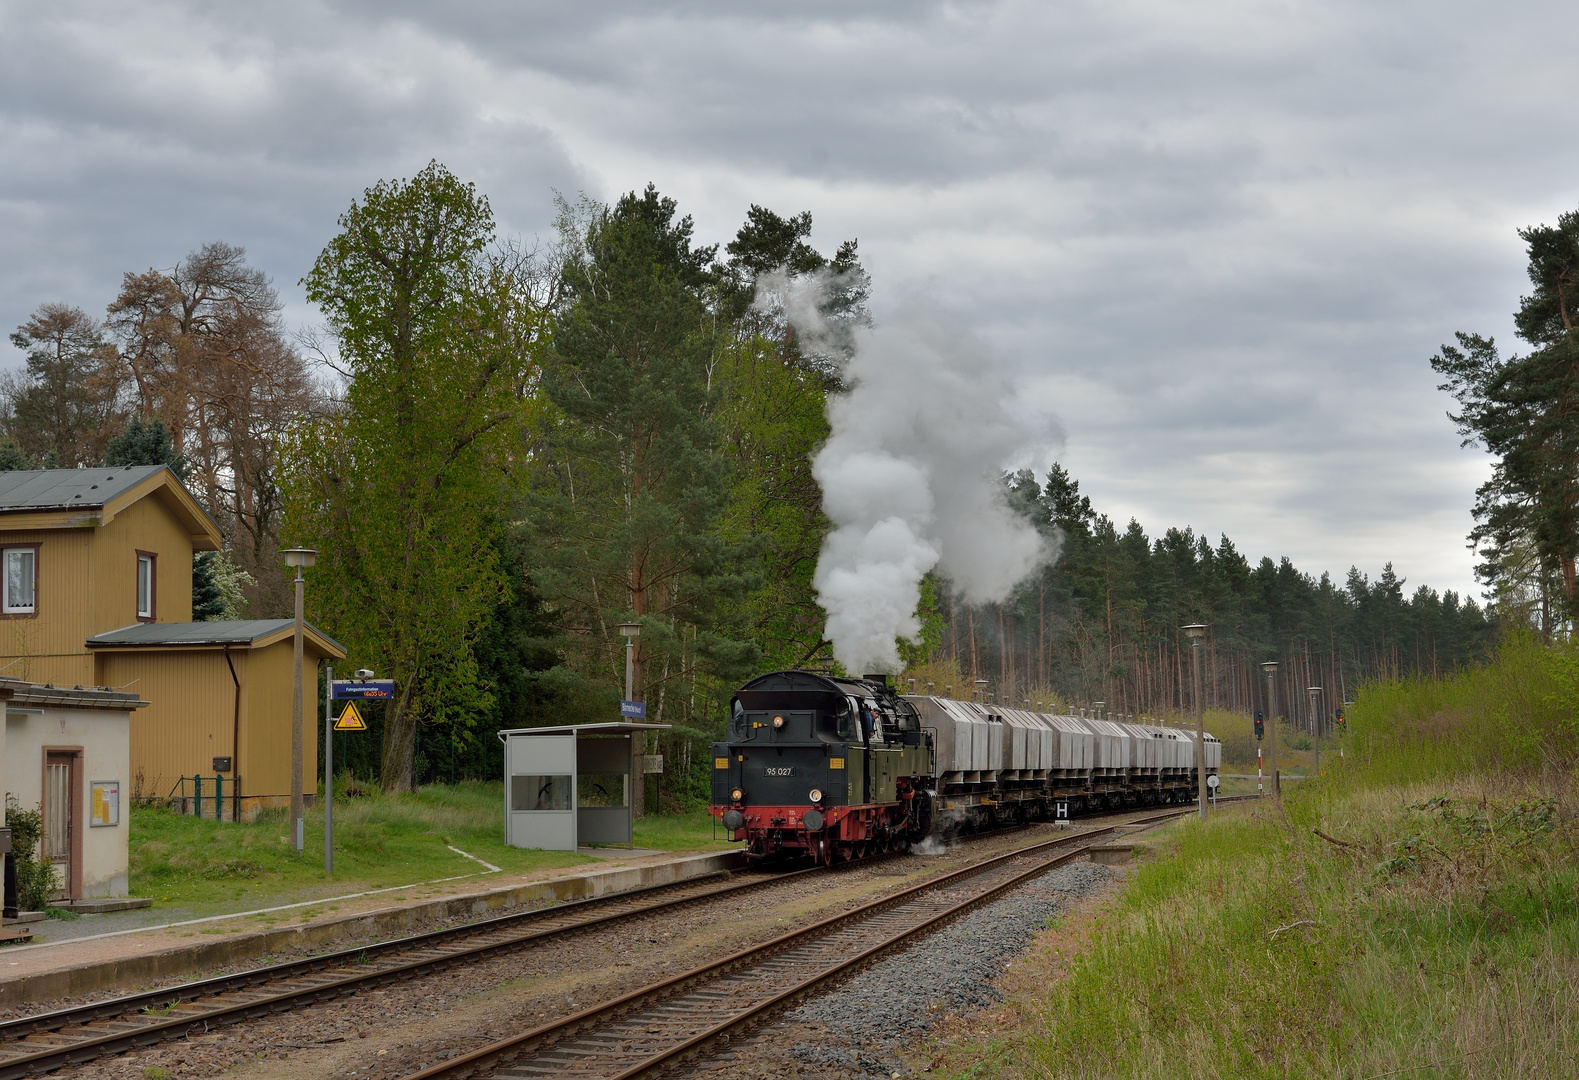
<box><xmin>285</xmin><ymin>161</ymin><xmax>544</xmax><ymax>792</ymax></box>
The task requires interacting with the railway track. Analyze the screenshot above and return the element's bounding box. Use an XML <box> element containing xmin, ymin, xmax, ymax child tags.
<box><xmin>0</xmin><ymin>799</ymin><xmax>1246</xmax><ymax>1078</ymax></box>
<box><xmin>407</xmin><ymin>807</ymin><xmax>1203</xmax><ymax>1080</ymax></box>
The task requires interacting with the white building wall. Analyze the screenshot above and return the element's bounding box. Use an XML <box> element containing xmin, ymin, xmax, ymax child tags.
<box><xmin>4</xmin><ymin>706</ymin><xmax>131</xmax><ymax>898</ymax></box>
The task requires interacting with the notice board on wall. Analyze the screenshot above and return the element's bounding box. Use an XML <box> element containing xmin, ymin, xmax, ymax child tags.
<box><xmin>91</xmin><ymin>781</ymin><xmax>120</xmax><ymax>827</ymax></box>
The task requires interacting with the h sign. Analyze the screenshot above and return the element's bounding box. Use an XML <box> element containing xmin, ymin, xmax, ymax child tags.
<box><xmin>1055</xmin><ymin>800</ymin><xmax>1070</xmax><ymax>820</ymax></box>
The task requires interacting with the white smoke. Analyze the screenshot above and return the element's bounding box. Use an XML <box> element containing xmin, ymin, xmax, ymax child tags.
<box><xmin>767</xmin><ymin>275</ymin><xmax>1061</xmax><ymax>675</ymax></box>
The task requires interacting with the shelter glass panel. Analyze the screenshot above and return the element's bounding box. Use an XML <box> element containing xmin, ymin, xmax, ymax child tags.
<box><xmin>511</xmin><ymin>774</ymin><xmax>572</xmax><ymax>812</ymax></box>
<box><xmin>577</xmin><ymin>773</ymin><xmax>628</xmax><ymax>807</ymax></box>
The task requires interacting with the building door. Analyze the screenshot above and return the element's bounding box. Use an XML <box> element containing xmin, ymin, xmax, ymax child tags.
<box><xmin>44</xmin><ymin>752</ymin><xmax>75</xmax><ymax>902</ymax></box>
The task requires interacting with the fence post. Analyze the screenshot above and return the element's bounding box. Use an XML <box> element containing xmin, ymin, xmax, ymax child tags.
<box><xmin>194</xmin><ymin>775</ymin><xmax>202</xmax><ymax>818</ymax></box>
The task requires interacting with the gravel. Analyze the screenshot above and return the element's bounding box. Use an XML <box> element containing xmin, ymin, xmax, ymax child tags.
<box><xmin>787</xmin><ymin>859</ymin><xmax>1117</xmax><ymax>1077</ymax></box>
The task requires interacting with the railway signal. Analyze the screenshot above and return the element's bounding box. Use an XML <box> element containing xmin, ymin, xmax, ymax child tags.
<box><xmin>1253</xmin><ymin>710</ymin><xmax>1264</xmax><ymax>740</ymax></box>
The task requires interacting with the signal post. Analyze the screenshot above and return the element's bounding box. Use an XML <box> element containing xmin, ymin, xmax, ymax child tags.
<box><xmin>1262</xmin><ymin>661</ymin><xmax>1279</xmax><ymax>796</ymax></box>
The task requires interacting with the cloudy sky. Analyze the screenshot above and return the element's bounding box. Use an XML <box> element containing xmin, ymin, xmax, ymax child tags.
<box><xmin>3</xmin><ymin>1</ymin><xmax>1576</xmax><ymax>600</ymax></box>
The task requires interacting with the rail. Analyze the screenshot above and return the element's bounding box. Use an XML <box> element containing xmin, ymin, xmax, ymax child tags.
<box><xmin>0</xmin><ymin>800</ymin><xmax>1250</xmax><ymax>1078</ymax></box>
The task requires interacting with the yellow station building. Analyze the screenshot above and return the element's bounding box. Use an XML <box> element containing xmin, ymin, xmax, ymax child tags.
<box><xmin>0</xmin><ymin>465</ymin><xmax>343</xmax><ymax>817</ymax></box>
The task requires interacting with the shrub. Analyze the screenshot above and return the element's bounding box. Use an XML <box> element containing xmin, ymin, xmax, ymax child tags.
<box><xmin>4</xmin><ymin>797</ymin><xmax>57</xmax><ymax>911</ymax></box>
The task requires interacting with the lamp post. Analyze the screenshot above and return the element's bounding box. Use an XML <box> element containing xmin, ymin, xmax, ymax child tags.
<box><xmin>1182</xmin><ymin>625</ymin><xmax>1207</xmax><ymax>819</ymax></box>
<box><xmin>1262</xmin><ymin>661</ymin><xmax>1279</xmax><ymax>797</ymax></box>
<box><xmin>618</xmin><ymin>622</ymin><xmax>644</xmax><ymax>819</ymax></box>
<box><xmin>283</xmin><ymin>548</ymin><xmax>317</xmax><ymax>854</ymax></box>
<box><xmin>1308</xmin><ymin>686</ymin><xmax>1322</xmax><ymax>779</ymax></box>
<box><xmin>974</xmin><ymin>679</ymin><xmax>988</xmax><ymax>703</ymax></box>
<box><xmin>1092</xmin><ymin>700</ymin><xmax>1105</xmax><ymax>722</ymax></box>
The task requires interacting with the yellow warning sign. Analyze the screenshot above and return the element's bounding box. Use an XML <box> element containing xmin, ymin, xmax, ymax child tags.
<box><xmin>333</xmin><ymin>700</ymin><xmax>367</xmax><ymax>731</ymax></box>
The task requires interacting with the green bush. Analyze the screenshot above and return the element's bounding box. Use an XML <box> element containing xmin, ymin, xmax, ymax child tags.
<box><xmin>4</xmin><ymin>797</ymin><xmax>57</xmax><ymax>911</ymax></box>
<box><xmin>1344</xmin><ymin>632</ymin><xmax>1579</xmax><ymax>789</ymax></box>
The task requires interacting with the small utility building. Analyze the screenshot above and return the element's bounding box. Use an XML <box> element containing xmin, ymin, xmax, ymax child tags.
<box><xmin>0</xmin><ymin>466</ymin><xmax>344</xmax><ymax>816</ymax></box>
<box><xmin>1</xmin><ymin>677</ymin><xmax>145</xmax><ymax>901</ymax></box>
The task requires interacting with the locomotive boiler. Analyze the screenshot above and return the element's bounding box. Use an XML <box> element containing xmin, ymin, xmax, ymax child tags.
<box><xmin>710</xmin><ymin>669</ymin><xmax>1221</xmax><ymax>861</ymax></box>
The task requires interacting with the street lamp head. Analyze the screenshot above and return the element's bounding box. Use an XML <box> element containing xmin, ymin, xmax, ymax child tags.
<box><xmin>617</xmin><ymin>622</ymin><xmax>642</xmax><ymax>638</ymax></box>
<box><xmin>1261</xmin><ymin>661</ymin><xmax>1278</xmax><ymax>673</ymax></box>
<box><xmin>1182</xmin><ymin>623</ymin><xmax>1206</xmax><ymax>644</ymax></box>
<box><xmin>975</xmin><ymin>679</ymin><xmax>989</xmax><ymax>688</ymax></box>
<box><xmin>282</xmin><ymin>548</ymin><xmax>318</xmax><ymax>568</ymax></box>
<box><xmin>1308</xmin><ymin>686</ymin><xmax>1322</xmax><ymax>694</ymax></box>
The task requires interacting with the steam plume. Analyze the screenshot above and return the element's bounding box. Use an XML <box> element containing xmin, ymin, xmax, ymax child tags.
<box><xmin>770</xmin><ymin>276</ymin><xmax>1060</xmax><ymax>674</ymax></box>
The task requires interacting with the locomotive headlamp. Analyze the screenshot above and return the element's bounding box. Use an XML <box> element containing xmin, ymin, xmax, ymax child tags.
<box><xmin>772</xmin><ymin>715</ymin><xmax>786</xmax><ymax>729</ymax></box>
<box><xmin>730</xmin><ymin>788</ymin><xmax>744</xmax><ymax>803</ymax></box>
<box><xmin>808</xmin><ymin>788</ymin><xmax>823</xmax><ymax>803</ymax></box>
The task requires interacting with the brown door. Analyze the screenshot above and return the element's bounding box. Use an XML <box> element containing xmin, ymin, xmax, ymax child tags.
<box><xmin>44</xmin><ymin>753</ymin><xmax>74</xmax><ymax>902</ymax></box>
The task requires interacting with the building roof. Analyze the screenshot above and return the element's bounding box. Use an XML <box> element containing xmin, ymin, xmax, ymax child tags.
<box><xmin>0</xmin><ymin>465</ymin><xmax>223</xmax><ymax>549</ymax></box>
<box><xmin>0</xmin><ymin>676</ymin><xmax>148</xmax><ymax>711</ymax></box>
<box><xmin>85</xmin><ymin>620</ymin><xmax>347</xmax><ymax>659</ymax></box>
<box><xmin>0</xmin><ymin>465</ymin><xmax>166</xmax><ymax>510</ymax></box>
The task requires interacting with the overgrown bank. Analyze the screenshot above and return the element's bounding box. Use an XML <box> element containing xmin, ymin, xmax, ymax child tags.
<box><xmin>925</xmin><ymin>636</ymin><xmax>1579</xmax><ymax>1079</ymax></box>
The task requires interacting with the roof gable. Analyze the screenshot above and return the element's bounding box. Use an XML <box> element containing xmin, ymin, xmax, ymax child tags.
<box><xmin>0</xmin><ymin>465</ymin><xmax>222</xmax><ymax>549</ymax></box>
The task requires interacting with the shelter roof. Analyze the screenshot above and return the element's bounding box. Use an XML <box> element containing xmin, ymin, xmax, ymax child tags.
<box><xmin>0</xmin><ymin>676</ymin><xmax>148</xmax><ymax>711</ymax></box>
<box><xmin>0</xmin><ymin>465</ymin><xmax>223</xmax><ymax>549</ymax></box>
<box><xmin>499</xmin><ymin>722</ymin><xmax>671</xmax><ymax>737</ymax></box>
<box><xmin>85</xmin><ymin>619</ymin><xmax>346</xmax><ymax>659</ymax></box>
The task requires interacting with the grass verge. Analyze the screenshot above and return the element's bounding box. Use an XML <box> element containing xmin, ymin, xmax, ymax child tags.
<box><xmin>131</xmin><ymin>780</ymin><xmax>738</xmax><ymax>913</ymax></box>
<box><xmin>925</xmin><ymin>635</ymin><xmax>1579</xmax><ymax>1078</ymax></box>
<box><xmin>930</xmin><ymin>773</ymin><xmax>1578</xmax><ymax>1078</ymax></box>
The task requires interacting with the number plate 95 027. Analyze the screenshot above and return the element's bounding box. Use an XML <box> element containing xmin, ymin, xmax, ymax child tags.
<box><xmin>765</xmin><ymin>767</ymin><xmax>794</xmax><ymax>777</ymax></box>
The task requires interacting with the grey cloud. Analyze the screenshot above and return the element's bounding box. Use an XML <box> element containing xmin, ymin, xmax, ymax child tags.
<box><xmin>2</xmin><ymin>0</ymin><xmax>1576</xmax><ymax>600</ymax></box>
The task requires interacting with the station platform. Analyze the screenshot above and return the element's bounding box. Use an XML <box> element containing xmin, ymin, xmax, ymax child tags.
<box><xmin>0</xmin><ymin>845</ymin><xmax>746</xmax><ymax>1009</ymax></box>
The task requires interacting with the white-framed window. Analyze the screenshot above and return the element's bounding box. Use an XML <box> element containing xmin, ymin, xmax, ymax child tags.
<box><xmin>136</xmin><ymin>553</ymin><xmax>155</xmax><ymax>619</ymax></box>
<box><xmin>3</xmin><ymin>546</ymin><xmax>36</xmax><ymax>614</ymax></box>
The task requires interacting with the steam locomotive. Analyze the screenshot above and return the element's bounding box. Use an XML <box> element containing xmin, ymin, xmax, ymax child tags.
<box><xmin>710</xmin><ymin>669</ymin><xmax>1221</xmax><ymax>862</ymax></box>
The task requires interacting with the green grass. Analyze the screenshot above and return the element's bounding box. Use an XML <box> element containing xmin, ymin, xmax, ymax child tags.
<box><xmin>632</xmin><ymin>807</ymin><xmax>742</xmax><ymax>851</ymax></box>
<box><xmin>929</xmin><ymin>635</ymin><xmax>1579</xmax><ymax>1079</ymax></box>
<box><xmin>131</xmin><ymin>780</ymin><xmax>737</xmax><ymax>913</ymax></box>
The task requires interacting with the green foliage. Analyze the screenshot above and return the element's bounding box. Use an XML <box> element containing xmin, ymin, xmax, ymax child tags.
<box><xmin>6</xmin><ymin>303</ymin><xmax>120</xmax><ymax>467</ymax></box>
<box><xmin>712</xmin><ymin>331</ymin><xmax>831</xmax><ymax>670</ymax></box>
<box><xmin>531</xmin><ymin>186</ymin><xmax>762</xmax><ymax>713</ymax></box>
<box><xmin>192</xmin><ymin>550</ymin><xmax>224</xmax><ymax>620</ymax></box>
<box><xmin>104</xmin><ymin>415</ymin><xmax>188</xmax><ymax>479</ymax></box>
<box><xmin>190</xmin><ymin>548</ymin><xmax>252</xmax><ymax>621</ymax></box>
<box><xmin>0</xmin><ymin>440</ymin><xmax>33</xmax><ymax>470</ymax></box>
<box><xmin>287</xmin><ymin>160</ymin><xmax>543</xmax><ymax>791</ymax></box>
<box><xmin>1430</xmin><ymin>206</ymin><xmax>1579</xmax><ymax>627</ymax></box>
<box><xmin>1342</xmin><ymin>633</ymin><xmax>1579</xmax><ymax>789</ymax></box>
<box><xmin>4</xmin><ymin>798</ymin><xmax>55</xmax><ymax>911</ymax></box>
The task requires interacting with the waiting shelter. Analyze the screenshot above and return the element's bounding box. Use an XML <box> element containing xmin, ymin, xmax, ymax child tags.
<box><xmin>499</xmin><ymin>722</ymin><xmax>668</xmax><ymax>852</ymax></box>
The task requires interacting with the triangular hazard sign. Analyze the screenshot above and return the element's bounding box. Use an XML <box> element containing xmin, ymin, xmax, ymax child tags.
<box><xmin>333</xmin><ymin>700</ymin><xmax>367</xmax><ymax>731</ymax></box>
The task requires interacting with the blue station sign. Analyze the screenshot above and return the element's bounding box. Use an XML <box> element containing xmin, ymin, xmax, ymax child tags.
<box><xmin>620</xmin><ymin>700</ymin><xmax>647</xmax><ymax>719</ymax></box>
<box><xmin>333</xmin><ymin>680</ymin><xmax>396</xmax><ymax>701</ymax></box>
